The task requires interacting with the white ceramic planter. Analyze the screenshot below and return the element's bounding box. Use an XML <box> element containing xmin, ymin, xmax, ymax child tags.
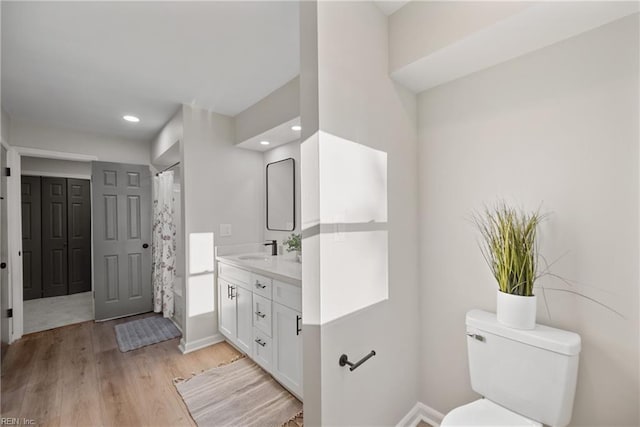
<box><xmin>496</xmin><ymin>290</ymin><xmax>537</xmax><ymax>330</ymax></box>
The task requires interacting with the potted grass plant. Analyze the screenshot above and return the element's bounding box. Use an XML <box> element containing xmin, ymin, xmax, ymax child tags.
<box><xmin>474</xmin><ymin>203</ymin><xmax>542</xmax><ymax>329</ymax></box>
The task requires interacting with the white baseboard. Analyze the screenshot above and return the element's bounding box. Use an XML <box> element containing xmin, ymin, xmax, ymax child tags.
<box><xmin>397</xmin><ymin>402</ymin><xmax>445</xmax><ymax>427</ymax></box>
<box><xmin>178</xmin><ymin>333</ymin><xmax>225</xmax><ymax>354</ymax></box>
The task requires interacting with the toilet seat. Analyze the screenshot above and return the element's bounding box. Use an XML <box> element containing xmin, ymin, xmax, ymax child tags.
<box><xmin>441</xmin><ymin>399</ymin><xmax>542</xmax><ymax>427</ymax></box>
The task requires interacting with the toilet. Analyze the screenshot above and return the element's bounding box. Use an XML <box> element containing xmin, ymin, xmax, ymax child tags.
<box><xmin>442</xmin><ymin>309</ymin><xmax>581</xmax><ymax>427</ymax></box>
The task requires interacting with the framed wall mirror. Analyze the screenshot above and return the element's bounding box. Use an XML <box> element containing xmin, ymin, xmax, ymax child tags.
<box><xmin>266</xmin><ymin>158</ymin><xmax>295</xmax><ymax>231</ymax></box>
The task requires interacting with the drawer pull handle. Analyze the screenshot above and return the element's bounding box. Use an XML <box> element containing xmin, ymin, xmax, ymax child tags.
<box><xmin>255</xmin><ymin>281</ymin><xmax>267</xmax><ymax>289</ymax></box>
<box><xmin>296</xmin><ymin>315</ymin><xmax>302</xmax><ymax>336</ymax></box>
<box><xmin>254</xmin><ymin>338</ymin><xmax>266</xmax><ymax>347</ymax></box>
<box><xmin>229</xmin><ymin>286</ymin><xmax>236</xmax><ymax>300</ymax></box>
<box><xmin>255</xmin><ymin>311</ymin><xmax>266</xmax><ymax>319</ymax></box>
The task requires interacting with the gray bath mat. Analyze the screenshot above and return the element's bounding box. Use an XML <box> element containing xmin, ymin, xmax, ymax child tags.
<box><xmin>114</xmin><ymin>315</ymin><xmax>181</xmax><ymax>352</ymax></box>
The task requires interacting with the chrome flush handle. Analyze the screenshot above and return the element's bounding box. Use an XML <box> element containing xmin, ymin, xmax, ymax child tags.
<box><xmin>466</xmin><ymin>333</ymin><xmax>485</xmax><ymax>342</ymax></box>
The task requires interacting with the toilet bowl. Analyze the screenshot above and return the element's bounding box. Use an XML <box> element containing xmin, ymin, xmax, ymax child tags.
<box><xmin>441</xmin><ymin>399</ymin><xmax>541</xmax><ymax>426</ymax></box>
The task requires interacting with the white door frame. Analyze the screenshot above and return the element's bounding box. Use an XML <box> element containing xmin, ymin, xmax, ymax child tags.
<box><xmin>7</xmin><ymin>146</ymin><xmax>97</xmax><ymax>342</ymax></box>
<box><xmin>1</xmin><ymin>140</ymin><xmax>12</xmax><ymax>346</ymax></box>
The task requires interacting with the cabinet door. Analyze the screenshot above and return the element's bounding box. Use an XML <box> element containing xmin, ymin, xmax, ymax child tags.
<box><xmin>218</xmin><ymin>280</ymin><xmax>236</xmax><ymax>340</ymax></box>
<box><xmin>272</xmin><ymin>302</ymin><xmax>303</xmax><ymax>398</ymax></box>
<box><xmin>235</xmin><ymin>286</ymin><xmax>253</xmax><ymax>356</ymax></box>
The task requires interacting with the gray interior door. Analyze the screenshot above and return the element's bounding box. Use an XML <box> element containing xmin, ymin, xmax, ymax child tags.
<box><xmin>21</xmin><ymin>176</ymin><xmax>42</xmax><ymax>300</ymax></box>
<box><xmin>41</xmin><ymin>177</ymin><xmax>68</xmax><ymax>297</ymax></box>
<box><xmin>67</xmin><ymin>179</ymin><xmax>91</xmax><ymax>295</ymax></box>
<box><xmin>92</xmin><ymin>162</ymin><xmax>152</xmax><ymax>321</ymax></box>
<box><xmin>1</xmin><ymin>147</ymin><xmax>11</xmax><ymax>356</ymax></box>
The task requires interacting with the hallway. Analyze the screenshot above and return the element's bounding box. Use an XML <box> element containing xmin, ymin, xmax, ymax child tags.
<box><xmin>23</xmin><ymin>292</ymin><xmax>93</xmax><ymax>334</ymax></box>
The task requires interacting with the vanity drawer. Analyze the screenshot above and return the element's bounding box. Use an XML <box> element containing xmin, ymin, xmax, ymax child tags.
<box><xmin>251</xmin><ymin>273</ymin><xmax>273</xmax><ymax>299</ymax></box>
<box><xmin>273</xmin><ymin>280</ymin><xmax>302</xmax><ymax>312</ymax></box>
<box><xmin>218</xmin><ymin>262</ymin><xmax>250</xmax><ymax>288</ymax></box>
<box><xmin>253</xmin><ymin>294</ymin><xmax>272</xmax><ymax>336</ymax></box>
<box><xmin>253</xmin><ymin>329</ymin><xmax>272</xmax><ymax>370</ymax></box>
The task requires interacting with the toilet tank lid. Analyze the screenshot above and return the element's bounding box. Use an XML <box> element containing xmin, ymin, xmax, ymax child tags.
<box><xmin>466</xmin><ymin>310</ymin><xmax>581</xmax><ymax>356</ymax></box>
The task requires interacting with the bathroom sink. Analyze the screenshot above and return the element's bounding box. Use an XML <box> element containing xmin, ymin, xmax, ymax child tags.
<box><xmin>237</xmin><ymin>254</ymin><xmax>271</xmax><ymax>261</ymax></box>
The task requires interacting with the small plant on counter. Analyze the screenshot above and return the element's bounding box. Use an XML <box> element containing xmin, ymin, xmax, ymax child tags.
<box><xmin>284</xmin><ymin>233</ymin><xmax>301</xmax><ymax>253</ymax></box>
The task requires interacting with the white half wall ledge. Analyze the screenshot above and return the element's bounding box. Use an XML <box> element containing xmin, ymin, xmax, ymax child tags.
<box><xmin>391</xmin><ymin>1</ymin><xmax>640</xmax><ymax>93</ymax></box>
<box><xmin>12</xmin><ymin>146</ymin><xmax>99</xmax><ymax>162</ymax></box>
<box><xmin>397</xmin><ymin>402</ymin><xmax>445</xmax><ymax>427</ymax></box>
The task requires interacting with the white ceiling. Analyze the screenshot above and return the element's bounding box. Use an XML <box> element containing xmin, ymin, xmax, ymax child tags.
<box><xmin>2</xmin><ymin>1</ymin><xmax>300</xmax><ymax>141</ymax></box>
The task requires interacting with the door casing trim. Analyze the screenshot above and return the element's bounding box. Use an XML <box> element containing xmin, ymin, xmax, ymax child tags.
<box><xmin>21</xmin><ymin>170</ymin><xmax>91</xmax><ymax>180</ymax></box>
<box><xmin>8</xmin><ymin>147</ymin><xmax>95</xmax><ymax>342</ymax></box>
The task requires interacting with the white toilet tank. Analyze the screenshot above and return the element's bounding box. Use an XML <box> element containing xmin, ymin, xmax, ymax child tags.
<box><xmin>466</xmin><ymin>310</ymin><xmax>581</xmax><ymax>427</ymax></box>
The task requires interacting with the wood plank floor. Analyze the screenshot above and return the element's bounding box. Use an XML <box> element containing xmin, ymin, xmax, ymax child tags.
<box><xmin>1</xmin><ymin>313</ymin><xmax>241</xmax><ymax>427</ymax></box>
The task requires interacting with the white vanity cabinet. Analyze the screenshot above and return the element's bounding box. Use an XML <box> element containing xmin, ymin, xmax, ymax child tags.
<box><xmin>272</xmin><ymin>300</ymin><xmax>302</xmax><ymax>396</ymax></box>
<box><xmin>217</xmin><ymin>258</ymin><xmax>302</xmax><ymax>400</ymax></box>
<box><xmin>218</xmin><ymin>279</ymin><xmax>236</xmax><ymax>339</ymax></box>
<box><xmin>218</xmin><ymin>277</ymin><xmax>253</xmax><ymax>356</ymax></box>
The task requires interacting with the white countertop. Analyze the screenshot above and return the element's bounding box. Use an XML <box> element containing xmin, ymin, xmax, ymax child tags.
<box><xmin>216</xmin><ymin>252</ymin><xmax>302</xmax><ymax>286</ymax></box>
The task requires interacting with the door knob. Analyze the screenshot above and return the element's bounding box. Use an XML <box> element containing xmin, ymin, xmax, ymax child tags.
<box><xmin>0</xmin><ymin>262</ymin><xmax>6</xmax><ymax>269</ymax></box>
<box><xmin>142</xmin><ymin>243</ymin><xmax>149</xmax><ymax>249</ymax></box>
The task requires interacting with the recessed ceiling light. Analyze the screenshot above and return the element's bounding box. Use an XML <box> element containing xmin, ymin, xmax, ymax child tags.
<box><xmin>123</xmin><ymin>115</ymin><xmax>140</xmax><ymax>123</ymax></box>
<box><xmin>260</xmin><ymin>141</ymin><xmax>270</xmax><ymax>146</ymax></box>
<box><xmin>291</xmin><ymin>125</ymin><xmax>302</xmax><ymax>131</ymax></box>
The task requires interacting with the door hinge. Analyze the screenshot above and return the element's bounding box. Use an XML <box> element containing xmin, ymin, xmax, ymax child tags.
<box><xmin>5</xmin><ymin>167</ymin><xmax>10</xmax><ymax>177</ymax></box>
<box><xmin>7</xmin><ymin>308</ymin><xmax>13</xmax><ymax>318</ymax></box>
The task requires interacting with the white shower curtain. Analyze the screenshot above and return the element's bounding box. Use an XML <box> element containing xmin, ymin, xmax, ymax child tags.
<box><xmin>152</xmin><ymin>170</ymin><xmax>176</xmax><ymax>318</ymax></box>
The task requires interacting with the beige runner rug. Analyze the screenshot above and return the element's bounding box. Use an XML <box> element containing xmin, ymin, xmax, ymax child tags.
<box><xmin>175</xmin><ymin>357</ymin><xmax>302</xmax><ymax>427</ymax></box>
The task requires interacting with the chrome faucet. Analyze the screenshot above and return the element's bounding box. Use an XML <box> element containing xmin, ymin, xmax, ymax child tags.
<box><xmin>264</xmin><ymin>240</ymin><xmax>278</xmax><ymax>256</ymax></box>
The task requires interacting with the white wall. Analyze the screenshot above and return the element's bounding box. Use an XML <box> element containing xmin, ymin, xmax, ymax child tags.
<box><xmin>1</xmin><ymin>109</ymin><xmax>9</xmax><ymax>144</ymax></box>
<box><xmin>234</xmin><ymin>76</ymin><xmax>299</xmax><ymax>144</ymax></box>
<box><xmin>263</xmin><ymin>140</ymin><xmax>301</xmax><ymax>247</ymax></box>
<box><xmin>181</xmin><ymin>105</ymin><xmax>263</xmax><ymax>347</ymax></box>
<box><xmin>171</xmin><ymin>167</ymin><xmax>184</xmax><ymax>330</ymax></box>
<box><xmin>300</xmin><ymin>1</ymin><xmax>420</xmax><ymax>425</ymax></box>
<box><xmin>151</xmin><ymin>108</ymin><xmax>183</xmax><ymax>164</ymax></box>
<box><xmin>8</xmin><ymin>119</ymin><xmax>150</xmax><ymax>165</ymax></box>
<box><xmin>417</xmin><ymin>14</ymin><xmax>639</xmax><ymax>426</ymax></box>
<box><xmin>21</xmin><ymin>156</ymin><xmax>91</xmax><ymax>177</ymax></box>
